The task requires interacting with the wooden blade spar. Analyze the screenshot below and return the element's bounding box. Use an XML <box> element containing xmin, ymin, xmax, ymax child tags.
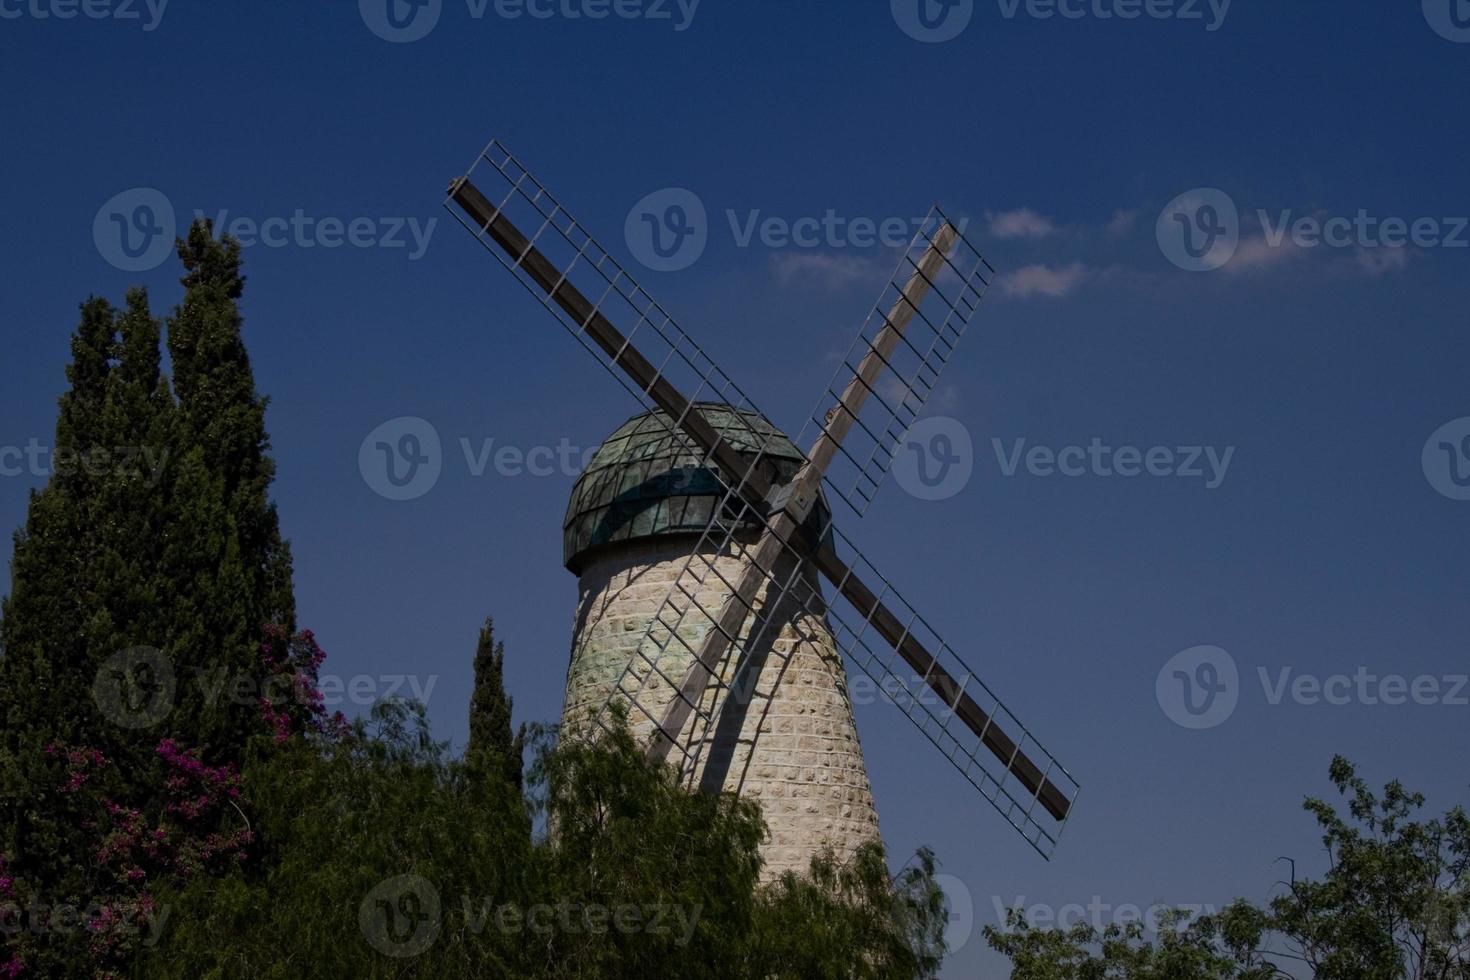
<box><xmin>651</xmin><ymin>223</ymin><xmax>959</xmax><ymax>777</ymax></box>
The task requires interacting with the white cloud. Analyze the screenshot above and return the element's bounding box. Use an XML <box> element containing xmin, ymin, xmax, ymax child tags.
<box><xmin>1220</xmin><ymin>235</ymin><xmax>1310</xmax><ymax>274</ymax></box>
<box><xmin>1217</xmin><ymin>235</ymin><xmax>1413</xmax><ymax>279</ymax></box>
<box><xmin>987</xmin><ymin>208</ymin><xmax>1059</xmax><ymax>240</ymax></box>
<box><xmin>1106</xmin><ymin>209</ymin><xmax>1139</xmax><ymax>237</ymax></box>
<box><xmin>878</xmin><ymin>376</ymin><xmax>922</xmax><ymax>412</ymax></box>
<box><xmin>997</xmin><ymin>262</ymin><xmax>1092</xmax><ymax>299</ymax></box>
<box><xmin>875</xmin><ymin>378</ymin><xmax>960</xmax><ymax>415</ymax></box>
<box><xmin>770</xmin><ymin>252</ymin><xmax>885</xmax><ymax>289</ymax></box>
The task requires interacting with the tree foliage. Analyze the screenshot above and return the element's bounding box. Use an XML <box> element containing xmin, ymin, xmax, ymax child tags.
<box><xmin>140</xmin><ymin>707</ymin><xmax>951</xmax><ymax>979</ymax></box>
<box><xmin>0</xmin><ymin>222</ymin><xmax>298</xmax><ymax>977</ymax></box>
<box><xmin>750</xmin><ymin>843</ymin><xmax>948</xmax><ymax>978</ymax></box>
<box><xmin>466</xmin><ymin>616</ymin><xmax>526</xmax><ymax>791</ymax></box>
<box><xmin>988</xmin><ymin>757</ymin><xmax>1470</xmax><ymax>980</ymax></box>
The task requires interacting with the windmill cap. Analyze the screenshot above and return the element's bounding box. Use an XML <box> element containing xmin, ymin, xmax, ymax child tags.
<box><xmin>562</xmin><ymin>404</ymin><xmax>825</xmax><ymax>575</ymax></box>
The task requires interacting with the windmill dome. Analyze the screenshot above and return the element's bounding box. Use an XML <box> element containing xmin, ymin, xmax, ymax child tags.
<box><xmin>562</xmin><ymin>404</ymin><xmax>829</xmax><ymax>575</ymax></box>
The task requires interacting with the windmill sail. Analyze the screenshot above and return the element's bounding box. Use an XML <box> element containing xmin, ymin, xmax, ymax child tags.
<box><xmin>443</xmin><ymin>140</ymin><xmax>780</xmax><ymax>498</ymax></box>
<box><xmin>628</xmin><ymin>218</ymin><xmax>969</xmax><ymax>773</ymax></box>
<box><xmin>594</xmin><ymin>459</ymin><xmax>1078</xmax><ymax>858</ymax></box>
<box><xmin>444</xmin><ymin>139</ymin><xmax>1078</xmax><ymax>860</ymax></box>
<box><xmin>811</xmin><ymin>525</ymin><xmax>1079</xmax><ymax>855</ymax></box>
<box><xmin>799</xmin><ymin>209</ymin><xmax>995</xmax><ymax>517</ymax></box>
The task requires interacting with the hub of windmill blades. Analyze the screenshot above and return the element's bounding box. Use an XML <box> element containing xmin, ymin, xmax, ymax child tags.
<box><xmin>442</xmin><ymin>140</ymin><xmax>1080</xmax><ymax>859</ymax></box>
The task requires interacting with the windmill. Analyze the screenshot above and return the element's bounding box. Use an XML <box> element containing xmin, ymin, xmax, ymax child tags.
<box><xmin>442</xmin><ymin>140</ymin><xmax>1079</xmax><ymax>870</ymax></box>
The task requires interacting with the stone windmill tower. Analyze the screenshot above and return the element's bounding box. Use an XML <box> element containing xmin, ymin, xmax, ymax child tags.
<box><xmin>560</xmin><ymin>405</ymin><xmax>880</xmax><ymax>877</ymax></box>
<box><xmin>444</xmin><ymin>140</ymin><xmax>1080</xmax><ymax>881</ymax></box>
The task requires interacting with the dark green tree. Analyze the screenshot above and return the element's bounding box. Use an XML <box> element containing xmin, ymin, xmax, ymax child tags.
<box><xmin>747</xmin><ymin>846</ymin><xmax>948</xmax><ymax>979</ymax></box>
<box><xmin>520</xmin><ymin>714</ymin><xmax>766</xmax><ymax>976</ymax></box>
<box><xmin>141</xmin><ymin>709</ymin><xmax>951</xmax><ymax>979</ymax></box>
<box><xmin>987</xmin><ymin>757</ymin><xmax>1470</xmax><ymax>980</ymax></box>
<box><xmin>0</xmin><ymin>287</ymin><xmax>185</xmax><ymax>976</ymax></box>
<box><xmin>986</xmin><ymin>910</ymin><xmax>1270</xmax><ymax>980</ymax></box>
<box><xmin>139</xmin><ymin>701</ymin><xmax>534</xmax><ymax>980</ymax></box>
<box><xmin>466</xmin><ymin>616</ymin><xmax>525</xmax><ymax>790</ymax></box>
<box><xmin>160</xmin><ymin>222</ymin><xmax>295</xmax><ymax>757</ymax></box>
<box><xmin>0</xmin><ymin>296</ymin><xmax>123</xmax><ymax>738</ymax></box>
<box><xmin>0</xmin><ymin>222</ymin><xmax>299</xmax><ymax>975</ymax></box>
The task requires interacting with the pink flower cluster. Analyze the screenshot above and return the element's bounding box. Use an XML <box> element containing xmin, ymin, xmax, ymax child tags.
<box><xmin>43</xmin><ymin>744</ymin><xmax>106</xmax><ymax>794</ymax></box>
<box><xmin>155</xmin><ymin>740</ymin><xmax>246</xmax><ymax>828</ymax></box>
<box><xmin>96</xmin><ymin>800</ymin><xmax>160</xmax><ymax>874</ymax></box>
<box><xmin>5</xmin><ymin>624</ymin><xmax>343</xmax><ymax>977</ymax></box>
<box><xmin>86</xmin><ymin>895</ymin><xmax>158</xmax><ymax>970</ymax></box>
<box><xmin>86</xmin><ymin>740</ymin><xmax>252</xmax><ymax>901</ymax></box>
<box><xmin>256</xmin><ymin>625</ymin><xmax>342</xmax><ymax>742</ymax></box>
<box><xmin>258</xmin><ymin>697</ymin><xmax>293</xmax><ymax>745</ymax></box>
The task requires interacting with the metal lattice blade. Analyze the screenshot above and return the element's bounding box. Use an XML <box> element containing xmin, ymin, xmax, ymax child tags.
<box><xmin>443</xmin><ymin>138</ymin><xmax>822</xmax><ymax>763</ymax></box>
<box><xmin>798</xmin><ymin>210</ymin><xmax>994</xmax><ymax>517</ymax></box>
<box><xmin>587</xmin><ymin>469</ymin><xmax>829</xmax><ymax>786</ymax></box>
<box><xmin>443</xmin><ymin>140</ymin><xmax>782</xmax><ymax>508</ymax></box>
<box><xmin>636</xmin><ymin>222</ymin><xmax>972</xmax><ymax>761</ymax></box>
<box><xmin>598</xmin><ymin>466</ymin><xmax>1079</xmax><ymax>858</ymax></box>
<box><xmin>587</xmin><ymin>480</ymin><xmax>798</xmax><ymax>785</ymax></box>
<box><xmin>811</xmin><ymin>524</ymin><xmax>1078</xmax><ymax>858</ymax></box>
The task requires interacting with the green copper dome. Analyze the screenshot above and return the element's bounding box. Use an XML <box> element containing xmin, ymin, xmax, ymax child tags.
<box><xmin>563</xmin><ymin>405</ymin><xmax>822</xmax><ymax>574</ymax></box>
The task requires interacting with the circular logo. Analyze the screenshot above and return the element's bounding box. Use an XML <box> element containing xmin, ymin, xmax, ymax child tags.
<box><xmin>93</xmin><ymin>188</ymin><xmax>177</xmax><ymax>273</ymax></box>
<box><xmin>624</xmin><ymin>188</ymin><xmax>708</xmax><ymax>272</ymax></box>
<box><xmin>892</xmin><ymin>0</ymin><xmax>974</xmax><ymax>43</ymax></box>
<box><xmin>1156</xmin><ymin>188</ymin><xmax>1239</xmax><ymax>273</ymax></box>
<box><xmin>1424</xmin><ymin>0</ymin><xmax>1470</xmax><ymax>42</ymax></box>
<box><xmin>892</xmin><ymin>416</ymin><xmax>974</xmax><ymax>501</ymax></box>
<box><xmin>359</xmin><ymin>874</ymin><xmax>441</xmax><ymax>958</ymax></box>
<box><xmin>1156</xmin><ymin>645</ymin><xmax>1239</xmax><ymax>730</ymax></box>
<box><xmin>934</xmin><ymin>873</ymin><xmax>976</xmax><ymax>952</ymax></box>
<box><xmin>360</xmin><ymin>0</ymin><xmax>442</xmax><ymax>43</ymax></box>
<box><xmin>1423</xmin><ymin>417</ymin><xmax>1470</xmax><ymax>500</ymax></box>
<box><xmin>359</xmin><ymin>417</ymin><xmax>442</xmax><ymax>501</ymax></box>
<box><xmin>93</xmin><ymin>647</ymin><xmax>176</xmax><ymax>730</ymax></box>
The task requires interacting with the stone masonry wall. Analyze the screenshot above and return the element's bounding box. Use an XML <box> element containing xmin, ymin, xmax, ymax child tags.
<box><xmin>562</xmin><ymin>536</ymin><xmax>881</xmax><ymax>880</ymax></box>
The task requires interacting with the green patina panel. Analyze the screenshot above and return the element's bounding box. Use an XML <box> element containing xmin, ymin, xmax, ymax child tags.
<box><xmin>562</xmin><ymin>404</ymin><xmax>826</xmax><ymax>573</ymax></box>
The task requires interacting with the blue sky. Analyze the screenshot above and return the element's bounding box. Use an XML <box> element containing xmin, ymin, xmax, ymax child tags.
<box><xmin>3</xmin><ymin>2</ymin><xmax>1469</xmax><ymax>974</ymax></box>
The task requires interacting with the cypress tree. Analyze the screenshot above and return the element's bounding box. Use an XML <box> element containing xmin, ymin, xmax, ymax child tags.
<box><xmin>467</xmin><ymin>616</ymin><xmax>525</xmax><ymax>790</ymax></box>
<box><xmin>97</xmin><ymin>288</ymin><xmax>175</xmax><ymax>647</ymax></box>
<box><xmin>0</xmin><ymin>221</ymin><xmax>296</xmax><ymax>909</ymax></box>
<box><xmin>4</xmin><ymin>294</ymin><xmax>122</xmax><ymax>690</ymax></box>
<box><xmin>0</xmin><ymin>296</ymin><xmax>127</xmax><ymax>899</ymax></box>
<box><xmin>160</xmin><ymin>221</ymin><xmax>294</xmax><ymax>758</ymax></box>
